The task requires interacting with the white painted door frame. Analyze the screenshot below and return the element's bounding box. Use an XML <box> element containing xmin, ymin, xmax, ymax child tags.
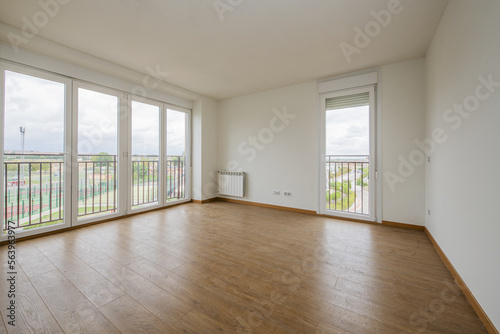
<box><xmin>319</xmin><ymin>84</ymin><xmax>378</xmax><ymax>222</ymax></box>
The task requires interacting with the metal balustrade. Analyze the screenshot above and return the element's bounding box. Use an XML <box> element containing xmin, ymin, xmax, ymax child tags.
<box><xmin>3</xmin><ymin>153</ymin><xmax>64</xmax><ymax>230</ymax></box>
<box><xmin>132</xmin><ymin>155</ymin><xmax>159</xmax><ymax>207</ymax></box>
<box><xmin>326</xmin><ymin>155</ymin><xmax>369</xmax><ymax>215</ymax></box>
<box><xmin>166</xmin><ymin>156</ymin><xmax>185</xmax><ymax>201</ymax></box>
<box><xmin>3</xmin><ymin>153</ymin><xmax>187</xmax><ymax>231</ymax></box>
<box><xmin>78</xmin><ymin>154</ymin><xmax>118</xmax><ymax>218</ymax></box>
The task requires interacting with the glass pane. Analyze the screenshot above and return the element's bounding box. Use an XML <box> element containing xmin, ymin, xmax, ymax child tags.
<box><xmin>326</xmin><ymin>104</ymin><xmax>370</xmax><ymax>215</ymax></box>
<box><xmin>326</xmin><ymin>106</ymin><xmax>369</xmax><ymax>156</ymax></box>
<box><xmin>3</xmin><ymin>70</ymin><xmax>65</xmax><ymax>232</ymax></box>
<box><xmin>77</xmin><ymin>88</ymin><xmax>118</xmax><ymax>219</ymax></box>
<box><xmin>131</xmin><ymin>101</ymin><xmax>160</xmax><ymax>209</ymax></box>
<box><xmin>166</xmin><ymin>109</ymin><xmax>186</xmax><ymax>202</ymax></box>
<box><xmin>167</xmin><ymin>109</ymin><xmax>186</xmax><ymax>156</ymax></box>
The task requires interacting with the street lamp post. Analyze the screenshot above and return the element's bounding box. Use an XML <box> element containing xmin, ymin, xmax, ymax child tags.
<box><xmin>20</xmin><ymin>127</ymin><xmax>26</xmax><ymax>183</ymax></box>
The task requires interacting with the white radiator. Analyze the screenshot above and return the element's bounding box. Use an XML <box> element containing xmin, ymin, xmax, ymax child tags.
<box><xmin>218</xmin><ymin>171</ymin><xmax>245</xmax><ymax>197</ymax></box>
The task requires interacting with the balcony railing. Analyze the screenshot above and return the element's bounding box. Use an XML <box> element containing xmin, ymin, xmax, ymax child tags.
<box><xmin>78</xmin><ymin>154</ymin><xmax>118</xmax><ymax>218</ymax></box>
<box><xmin>131</xmin><ymin>155</ymin><xmax>185</xmax><ymax>207</ymax></box>
<box><xmin>3</xmin><ymin>153</ymin><xmax>187</xmax><ymax>231</ymax></box>
<box><xmin>132</xmin><ymin>155</ymin><xmax>159</xmax><ymax>207</ymax></box>
<box><xmin>3</xmin><ymin>153</ymin><xmax>65</xmax><ymax>231</ymax></box>
<box><xmin>326</xmin><ymin>155</ymin><xmax>369</xmax><ymax>215</ymax></box>
<box><xmin>166</xmin><ymin>156</ymin><xmax>185</xmax><ymax>201</ymax></box>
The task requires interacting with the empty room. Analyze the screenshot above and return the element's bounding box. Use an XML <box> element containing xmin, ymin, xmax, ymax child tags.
<box><xmin>0</xmin><ymin>0</ymin><xmax>499</xmax><ymax>333</ymax></box>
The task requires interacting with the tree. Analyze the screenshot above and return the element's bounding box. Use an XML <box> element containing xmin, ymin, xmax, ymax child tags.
<box><xmin>91</xmin><ymin>152</ymin><xmax>113</xmax><ymax>162</ymax></box>
<box><xmin>330</xmin><ymin>181</ymin><xmax>351</xmax><ymax>193</ymax></box>
<box><xmin>356</xmin><ymin>178</ymin><xmax>368</xmax><ymax>187</ymax></box>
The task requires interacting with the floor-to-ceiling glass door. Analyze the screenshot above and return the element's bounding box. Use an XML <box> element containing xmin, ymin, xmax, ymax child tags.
<box><xmin>73</xmin><ymin>83</ymin><xmax>123</xmax><ymax>223</ymax></box>
<box><xmin>320</xmin><ymin>86</ymin><xmax>376</xmax><ymax>221</ymax></box>
<box><xmin>166</xmin><ymin>107</ymin><xmax>190</xmax><ymax>204</ymax></box>
<box><xmin>2</xmin><ymin>61</ymin><xmax>192</xmax><ymax>239</ymax></box>
<box><xmin>1</xmin><ymin>65</ymin><xmax>71</xmax><ymax>236</ymax></box>
<box><xmin>129</xmin><ymin>102</ymin><xmax>191</xmax><ymax>211</ymax></box>
<box><xmin>130</xmin><ymin>100</ymin><xmax>161</xmax><ymax>210</ymax></box>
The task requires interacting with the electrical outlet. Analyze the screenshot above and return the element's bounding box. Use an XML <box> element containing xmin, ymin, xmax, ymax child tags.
<box><xmin>428</xmin><ymin>209</ymin><xmax>431</xmax><ymax>216</ymax></box>
<box><xmin>284</xmin><ymin>192</ymin><xmax>292</xmax><ymax>197</ymax></box>
<box><xmin>273</xmin><ymin>191</ymin><xmax>280</xmax><ymax>196</ymax></box>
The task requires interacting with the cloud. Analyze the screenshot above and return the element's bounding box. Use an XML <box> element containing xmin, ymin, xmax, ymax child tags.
<box><xmin>4</xmin><ymin>71</ymin><xmax>65</xmax><ymax>153</ymax></box>
<box><xmin>78</xmin><ymin>88</ymin><xmax>118</xmax><ymax>154</ymax></box>
<box><xmin>132</xmin><ymin>101</ymin><xmax>160</xmax><ymax>156</ymax></box>
<box><xmin>4</xmin><ymin>71</ymin><xmax>188</xmax><ymax>158</ymax></box>
<box><xmin>166</xmin><ymin>109</ymin><xmax>186</xmax><ymax>156</ymax></box>
<box><xmin>326</xmin><ymin>106</ymin><xmax>369</xmax><ymax>156</ymax></box>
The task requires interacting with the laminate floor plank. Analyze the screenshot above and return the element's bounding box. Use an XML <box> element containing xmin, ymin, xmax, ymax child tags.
<box><xmin>99</xmin><ymin>295</ymin><xmax>175</xmax><ymax>334</ymax></box>
<box><xmin>53</xmin><ymin>233</ymin><xmax>111</xmax><ymax>265</ymax></box>
<box><xmin>0</xmin><ymin>314</ymin><xmax>6</xmax><ymax>334</ymax></box>
<box><xmin>2</xmin><ymin>201</ymin><xmax>488</xmax><ymax>333</ymax></box>
<box><xmin>91</xmin><ymin>230</ymin><xmax>186</xmax><ymax>271</ymax></box>
<box><xmin>316</xmin><ymin>321</ymin><xmax>354</xmax><ymax>334</ymax></box>
<box><xmin>73</xmin><ymin>231</ymin><xmax>144</xmax><ymax>266</ymax></box>
<box><xmin>90</xmin><ymin>257</ymin><xmax>192</xmax><ymax>325</ymax></box>
<box><xmin>15</xmin><ymin>241</ymin><xmax>56</xmax><ymax>278</ymax></box>
<box><xmin>171</xmin><ymin>309</ymin><xmax>235</xmax><ymax>334</ymax></box>
<box><xmin>0</xmin><ymin>251</ymin><xmax>62</xmax><ymax>334</ymax></box>
<box><xmin>172</xmin><ymin>261</ymin><xmax>320</xmax><ymax>333</ymax></box>
<box><xmin>126</xmin><ymin>259</ymin><xmax>243</xmax><ymax>329</ymax></box>
<box><xmin>335</xmin><ymin>277</ymin><xmax>479</xmax><ymax>320</ymax></box>
<box><xmin>171</xmin><ymin>259</ymin><xmax>316</xmax><ymax>332</ymax></box>
<box><xmin>33</xmin><ymin>237</ymin><xmax>125</xmax><ymax>308</ymax></box>
<box><xmin>30</xmin><ymin>269</ymin><xmax>119</xmax><ymax>334</ymax></box>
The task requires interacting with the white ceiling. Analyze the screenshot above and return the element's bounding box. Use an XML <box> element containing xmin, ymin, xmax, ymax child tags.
<box><xmin>0</xmin><ymin>0</ymin><xmax>448</xmax><ymax>100</ymax></box>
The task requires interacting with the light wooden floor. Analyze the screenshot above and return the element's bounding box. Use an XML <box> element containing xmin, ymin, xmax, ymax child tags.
<box><xmin>0</xmin><ymin>202</ymin><xmax>487</xmax><ymax>333</ymax></box>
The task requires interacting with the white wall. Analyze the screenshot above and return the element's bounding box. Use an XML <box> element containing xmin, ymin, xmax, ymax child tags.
<box><xmin>201</xmin><ymin>97</ymin><xmax>219</xmax><ymax>200</ymax></box>
<box><xmin>217</xmin><ymin>64</ymin><xmax>426</xmax><ymax>225</ymax></box>
<box><xmin>218</xmin><ymin>82</ymin><xmax>318</xmax><ymax>211</ymax></box>
<box><xmin>425</xmin><ymin>0</ymin><xmax>500</xmax><ymax>329</ymax></box>
<box><xmin>381</xmin><ymin>59</ymin><xmax>426</xmax><ymax>225</ymax></box>
<box><xmin>192</xmin><ymin>100</ymin><xmax>203</xmax><ymax>201</ymax></box>
<box><xmin>192</xmin><ymin>96</ymin><xmax>218</xmax><ymax>201</ymax></box>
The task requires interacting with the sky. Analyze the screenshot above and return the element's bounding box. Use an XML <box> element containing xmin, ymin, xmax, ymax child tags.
<box><xmin>131</xmin><ymin>101</ymin><xmax>186</xmax><ymax>156</ymax></box>
<box><xmin>326</xmin><ymin>105</ymin><xmax>370</xmax><ymax>156</ymax></box>
<box><xmin>4</xmin><ymin>70</ymin><xmax>186</xmax><ymax>156</ymax></box>
<box><xmin>4</xmin><ymin>70</ymin><xmax>65</xmax><ymax>153</ymax></box>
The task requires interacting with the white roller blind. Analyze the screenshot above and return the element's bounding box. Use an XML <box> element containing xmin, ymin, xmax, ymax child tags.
<box><xmin>325</xmin><ymin>92</ymin><xmax>369</xmax><ymax>111</ymax></box>
<box><xmin>318</xmin><ymin>72</ymin><xmax>377</xmax><ymax>93</ymax></box>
